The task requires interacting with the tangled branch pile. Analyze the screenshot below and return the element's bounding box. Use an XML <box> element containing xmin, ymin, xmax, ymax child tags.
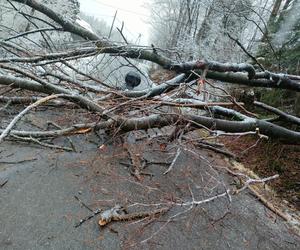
<box><xmin>0</xmin><ymin>0</ymin><xmax>300</xmax><ymax>147</ymax></box>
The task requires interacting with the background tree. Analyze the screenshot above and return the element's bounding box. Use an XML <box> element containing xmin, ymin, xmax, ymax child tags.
<box><xmin>0</xmin><ymin>0</ymin><xmax>80</xmax><ymax>50</ymax></box>
<box><xmin>256</xmin><ymin>0</ymin><xmax>300</xmax><ymax>115</ymax></box>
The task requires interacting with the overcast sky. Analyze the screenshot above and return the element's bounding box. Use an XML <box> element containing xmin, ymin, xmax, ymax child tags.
<box><xmin>78</xmin><ymin>0</ymin><xmax>151</xmax><ymax>44</ymax></box>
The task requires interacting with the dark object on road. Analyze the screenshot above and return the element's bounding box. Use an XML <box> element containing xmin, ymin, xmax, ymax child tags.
<box><xmin>125</xmin><ymin>71</ymin><xmax>141</xmax><ymax>89</ymax></box>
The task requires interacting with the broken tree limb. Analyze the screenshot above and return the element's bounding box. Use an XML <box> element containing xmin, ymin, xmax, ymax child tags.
<box><xmin>193</xmin><ymin>142</ymin><xmax>236</xmax><ymax>158</ymax></box>
<box><xmin>0</xmin><ymin>71</ymin><xmax>105</xmax><ymax>113</ymax></box>
<box><xmin>103</xmin><ymin>114</ymin><xmax>299</xmax><ymax>144</ymax></box>
<box><xmin>98</xmin><ymin>205</ymin><xmax>170</xmax><ymax>227</ymax></box>
<box><xmin>0</xmin><ymin>122</ymin><xmax>99</xmax><ymax>138</ymax></box>
<box><xmin>254</xmin><ymin>101</ymin><xmax>300</xmax><ymax>126</ymax></box>
<box><xmin>209</xmin><ymin>106</ymin><xmax>255</xmax><ymax>120</ymax></box>
<box><xmin>156</xmin><ymin>100</ymin><xmax>245</xmax><ymax>108</ymax></box>
<box><xmin>202</xmin><ymin>71</ymin><xmax>300</xmax><ymax>92</ymax></box>
<box><xmin>0</xmin><ymin>70</ymin><xmax>186</xmax><ymax>101</ymax></box>
<box><xmin>235</xmin><ymin>174</ymin><xmax>279</xmax><ymax>194</ymax></box>
<box><xmin>171</xmin><ymin>60</ymin><xmax>256</xmax><ymax>79</ymax></box>
<box><xmin>117</xmin><ymin>114</ymin><xmax>300</xmax><ymax>144</ymax></box>
<box><xmin>75</xmin><ymin>208</ymin><xmax>102</xmax><ymax>228</ymax></box>
<box><xmin>122</xmin><ymin>73</ymin><xmax>186</xmax><ymax>98</ymax></box>
<box><xmin>0</xmin><ymin>74</ymin><xmax>51</xmax><ymax>94</ymax></box>
<box><xmin>1</xmin><ymin>110</ymin><xmax>300</xmax><ymax>144</ymax></box>
<box><xmin>0</xmin><ymin>94</ymin><xmax>65</xmax><ymax>143</ymax></box>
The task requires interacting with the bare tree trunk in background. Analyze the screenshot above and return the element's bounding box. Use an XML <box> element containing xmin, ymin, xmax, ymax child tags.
<box><xmin>282</xmin><ymin>0</ymin><xmax>293</xmax><ymax>10</ymax></box>
<box><xmin>185</xmin><ymin>0</ymin><xmax>200</xmax><ymax>36</ymax></box>
<box><xmin>24</xmin><ymin>8</ymin><xmax>35</xmax><ymax>32</ymax></box>
<box><xmin>271</xmin><ymin>0</ymin><xmax>284</xmax><ymax>17</ymax></box>
<box><xmin>246</xmin><ymin>0</ymin><xmax>270</xmax><ymax>51</ymax></box>
<box><xmin>196</xmin><ymin>3</ymin><xmax>214</xmax><ymax>45</ymax></box>
<box><xmin>261</xmin><ymin>0</ymin><xmax>283</xmax><ymax>42</ymax></box>
<box><xmin>170</xmin><ymin>1</ymin><xmax>185</xmax><ymax>48</ymax></box>
<box><xmin>192</xmin><ymin>0</ymin><xmax>201</xmax><ymax>39</ymax></box>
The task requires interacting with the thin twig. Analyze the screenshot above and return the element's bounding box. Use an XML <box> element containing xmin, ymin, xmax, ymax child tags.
<box><xmin>11</xmin><ymin>135</ymin><xmax>74</xmax><ymax>151</ymax></box>
<box><xmin>0</xmin><ymin>157</ymin><xmax>37</xmax><ymax>164</ymax></box>
<box><xmin>163</xmin><ymin>147</ymin><xmax>181</xmax><ymax>175</ymax></box>
<box><xmin>235</xmin><ymin>174</ymin><xmax>279</xmax><ymax>193</ymax></box>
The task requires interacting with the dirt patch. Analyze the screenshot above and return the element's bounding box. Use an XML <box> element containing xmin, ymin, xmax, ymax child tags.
<box><xmin>222</xmin><ymin>136</ymin><xmax>300</xmax><ymax>209</ymax></box>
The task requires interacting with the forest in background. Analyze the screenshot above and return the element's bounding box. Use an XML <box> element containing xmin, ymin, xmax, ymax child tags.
<box><xmin>148</xmin><ymin>0</ymin><xmax>300</xmax><ymax>114</ymax></box>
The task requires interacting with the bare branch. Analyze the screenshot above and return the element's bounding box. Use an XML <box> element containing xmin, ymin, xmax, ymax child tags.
<box><xmin>0</xmin><ymin>94</ymin><xmax>65</xmax><ymax>143</ymax></box>
<box><xmin>254</xmin><ymin>101</ymin><xmax>300</xmax><ymax>126</ymax></box>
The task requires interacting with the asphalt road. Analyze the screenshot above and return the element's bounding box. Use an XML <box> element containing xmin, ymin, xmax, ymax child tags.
<box><xmin>0</xmin><ymin>109</ymin><xmax>299</xmax><ymax>249</ymax></box>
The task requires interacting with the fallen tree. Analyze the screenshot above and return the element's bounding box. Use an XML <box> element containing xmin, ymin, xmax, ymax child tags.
<box><xmin>0</xmin><ymin>0</ymin><xmax>299</xmax><ymax>147</ymax></box>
